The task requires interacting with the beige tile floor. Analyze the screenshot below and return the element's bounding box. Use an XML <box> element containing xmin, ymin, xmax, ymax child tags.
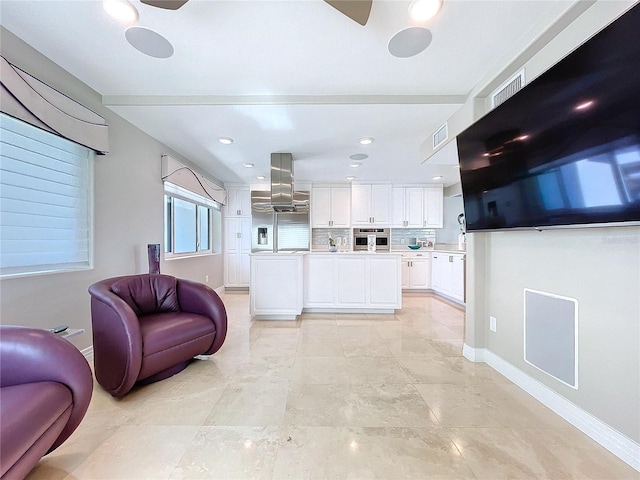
<box><xmin>27</xmin><ymin>292</ymin><xmax>638</xmax><ymax>480</ymax></box>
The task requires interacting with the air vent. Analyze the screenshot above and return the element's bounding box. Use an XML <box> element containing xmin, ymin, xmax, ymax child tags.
<box><xmin>432</xmin><ymin>122</ymin><xmax>448</xmax><ymax>150</ymax></box>
<box><xmin>491</xmin><ymin>69</ymin><xmax>525</xmax><ymax>109</ymax></box>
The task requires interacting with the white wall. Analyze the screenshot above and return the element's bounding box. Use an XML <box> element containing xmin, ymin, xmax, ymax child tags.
<box><xmin>0</xmin><ymin>28</ymin><xmax>224</xmax><ymax>351</ymax></box>
<box><xmin>463</xmin><ymin>1</ymin><xmax>640</xmax><ymax>446</ymax></box>
<box><xmin>437</xmin><ymin>195</ymin><xmax>464</xmax><ymax>244</ymax></box>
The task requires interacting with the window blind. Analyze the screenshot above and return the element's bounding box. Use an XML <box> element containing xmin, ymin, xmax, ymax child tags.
<box><xmin>0</xmin><ymin>113</ymin><xmax>93</xmax><ymax>276</ymax></box>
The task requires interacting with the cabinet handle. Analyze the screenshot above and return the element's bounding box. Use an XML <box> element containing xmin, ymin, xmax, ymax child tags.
<box><xmin>237</xmin><ymin>232</ymin><xmax>242</xmax><ymax>239</ymax></box>
<box><xmin>449</xmin><ymin>256</ymin><xmax>453</xmax><ymax>262</ymax></box>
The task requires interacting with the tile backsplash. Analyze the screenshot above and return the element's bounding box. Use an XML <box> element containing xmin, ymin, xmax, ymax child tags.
<box><xmin>391</xmin><ymin>228</ymin><xmax>436</xmax><ymax>247</ymax></box>
<box><xmin>312</xmin><ymin>228</ymin><xmax>351</xmax><ymax>248</ymax></box>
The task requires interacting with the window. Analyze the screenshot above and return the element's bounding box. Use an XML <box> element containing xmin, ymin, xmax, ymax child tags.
<box><xmin>0</xmin><ymin>113</ymin><xmax>94</xmax><ymax>277</ymax></box>
<box><xmin>164</xmin><ymin>182</ymin><xmax>221</xmax><ymax>258</ymax></box>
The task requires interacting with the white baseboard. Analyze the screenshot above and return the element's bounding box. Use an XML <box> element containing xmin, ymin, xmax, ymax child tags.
<box><xmin>214</xmin><ymin>286</ymin><xmax>225</xmax><ymax>295</ymax></box>
<box><xmin>462</xmin><ymin>343</ymin><xmax>640</xmax><ymax>472</ymax></box>
<box><xmin>81</xmin><ymin>345</ymin><xmax>93</xmax><ymax>360</ymax></box>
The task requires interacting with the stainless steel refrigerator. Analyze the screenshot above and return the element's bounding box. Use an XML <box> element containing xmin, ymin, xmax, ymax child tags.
<box><xmin>251</xmin><ymin>190</ymin><xmax>310</xmax><ymax>253</ymax></box>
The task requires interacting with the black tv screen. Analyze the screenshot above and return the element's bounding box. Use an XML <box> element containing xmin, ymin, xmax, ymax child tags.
<box><xmin>457</xmin><ymin>4</ymin><xmax>640</xmax><ymax>232</ymax></box>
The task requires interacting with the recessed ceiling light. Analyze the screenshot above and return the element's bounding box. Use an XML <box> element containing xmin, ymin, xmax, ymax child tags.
<box><xmin>346</xmin><ymin>176</ymin><xmax>355</xmax><ymax>181</ymax></box>
<box><xmin>408</xmin><ymin>0</ymin><xmax>443</xmax><ymax>24</ymax></box>
<box><xmin>218</xmin><ymin>137</ymin><xmax>234</xmax><ymax>145</ymax></box>
<box><xmin>349</xmin><ymin>153</ymin><xmax>368</xmax><ymax>160</ymax></box>
<box><xmin>350</xmin><ymin>162</ymin><xmax>362</xmax><ymax>168</ymax></box>
<box><xmin>125</xmin><ymin>27</ymin><xmax>174</xmax><ymax>58</ymax></box>
<box><xmin>257</xmin><ymin>175</ymin><xmax>265</xmax><ymax>180</ymax></box>
<box><xmin>243</xmin><ymin>163</ymin><xmax>254</xmax><ymax>168</ymax></box>
<box><xmin>103</xmin><ymin>0</ymin><xmax>138</xmax><ymax>24</ymax></box>
<box><xmin>575</xmin><ymin>100</ymin><xmax>594</xmax><ymax>111</ymax></box>
<box><xmin>432</xmin><ymin>175</ymin><xmax>443</xmax><ymax>180</ymax></box>
<box><xmin>358</xmin><ymin>137</ymin><xmax>374</xmax><ymax>145</ymax></box>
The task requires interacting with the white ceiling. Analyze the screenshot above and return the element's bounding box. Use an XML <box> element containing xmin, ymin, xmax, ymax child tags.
<box><xmin>0</xmin><ymin>0</ymin><xmax>577</xmax><ymax>187</ymax></box>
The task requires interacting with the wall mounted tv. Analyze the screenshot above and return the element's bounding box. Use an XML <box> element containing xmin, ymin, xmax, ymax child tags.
<box><xmin>457</xmin><ymin>4</ymin><xmax>640</xmax><ymax>232</ymax></box>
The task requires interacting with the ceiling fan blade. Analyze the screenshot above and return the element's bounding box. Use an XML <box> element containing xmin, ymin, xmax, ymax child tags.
<box><xmin>324</xmin><ymin>0</ymin><xmax>373</xmax><ymax>26</ymax></box>
<box><xmin>140</xmin><ymin>0</ymin><xmax>189</xmax><ymax>10</ymax></box>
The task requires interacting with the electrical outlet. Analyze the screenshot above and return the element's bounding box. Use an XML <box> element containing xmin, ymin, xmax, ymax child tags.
<box><xmin>205</xmin><ymin>275</ymin><xmax>209</xmax><ymax>283</ymax></box>
<box><xmin>489</xmin><ymin>316</ymin><xmax>497</xmax><ymax>332</ymax></box>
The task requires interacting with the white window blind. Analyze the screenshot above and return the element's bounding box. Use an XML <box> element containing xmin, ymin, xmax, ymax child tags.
<box><xmin>0</xmin><ymin>113</ymin><xmax>93</xmax><ymax>276</ymax></box>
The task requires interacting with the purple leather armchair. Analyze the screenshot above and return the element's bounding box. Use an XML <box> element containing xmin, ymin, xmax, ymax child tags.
<box><xmin>88</xmin><ymin>274</ymin><xmax>227</xmax><ymax>397</ymax></box>
<box><xmin>0</xmin><ymin>326</ymin><xmax>93</xmax><ymax>480</ymax></box>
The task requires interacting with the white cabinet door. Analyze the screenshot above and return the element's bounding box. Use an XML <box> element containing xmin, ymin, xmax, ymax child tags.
<box><xmin>450</xmin><ymin>255</ymin><xmax>465</xmax><ymax>302</ymax></box>
<box><xmin>225</xmin><ymin>218</ymin><xmax>240</xmax><ymax>253</ymax></box>
<box><xmin>370</xmin><ymin>184</ymin><xmax>391</xmax><ymax>225</ymax></box>
<box><xmin>369</xmin><ymin>256</ymin><xmax>401</xmax><ymax>306</ymax></box>
<box><xmin>305</xmin><ymin>255</ymin><xmax>335</xmax><ymax>305</ymax></box>
<box><xmin>405</xmin><ymin>187</ymin><xmax>424</xmax><ymax>228</ymax></box>
<box><xmin>331</xmin><ymin>188</ymin><xmax>351</xmax><ymax>227</ymax></box>
<box><xmin>431</xmin><ymin>253</ymin><xmax>449</xmax><ymax>293</ymax></box>
<box><xmin>409</xmin><ymin>257</ymin><xmax>430</xmax><ymax>289</ymax></box>
<box><xmin>226</xmin><ymin>186</ymin><xmax>251</xmax><ymax>217</ymax></box>
<box><xmin>401</xmin><ymin>258</ymin><xmax>411</xmax><ymax>288</ymax></box>
<box><xmin>337</xmin><ymin>257</ymin><xmax>367</xmax><ymax>305</ymax></box>
<box><xmin>225</xmin><ymin>217</ymin><xmax>251</xmax><ymax>287</ymax></box>
<box><xmin>424</xmin><ymin>187</ymin><xmax>443</xmax><ymax>228</ymax></box>
<box><xmin>391</xmin><ymin>187</ymin><xmax>406</xmax><ymax>227</ymax></box>
<box><xmin>240</xmin><ymin>253</ymin><xmax>251</xmax><ymax>285</ymax></box>
<box><xmin>311</xmin><ymin>187</ymin><xmax>332</xmax><ymax>227</ymax></box>
<box><xmin>351</xmin><ymin>184</ymin><xmax>372</xmax><ymax>225</ymax></box>
<box><xmin>225</xmin><ymin>252</ymin><xmax>240</xmax><ymax>286</ymax></box>
<box><xmin>240</xmin><ymin>217</ymin><xmax>251</xmax><ymax>252</ymax></box>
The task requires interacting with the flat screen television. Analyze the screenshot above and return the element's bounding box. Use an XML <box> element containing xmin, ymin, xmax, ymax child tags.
<box><xmin>457</xmin><ymin>4</ymin><xmax>640</xmax><ymax>232</ymax></box>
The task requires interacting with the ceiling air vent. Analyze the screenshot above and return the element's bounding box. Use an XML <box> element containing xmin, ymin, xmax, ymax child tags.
<box><xmin>433</xmin><ymin>122</ymin><xmax>448</xmax><ymax>150</ymax></box>
<box><xmin>491</xmin><ymin>69</ymin><xmax>525</xmax><ymax>109</ymax></box>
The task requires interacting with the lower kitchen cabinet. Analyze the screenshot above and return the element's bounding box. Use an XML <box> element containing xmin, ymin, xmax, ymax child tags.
<box><xmin>250</xmin><ymin>253</ymin><xmax>304</xmax><ymax>319</ymax></box>
<box><xmin>401</xmin><ymin>253</ymin><xmax>431</xmax><ymax>290</ymax></box>
<box><xmin>431</xmin><ymin>252</ymin><xmax>465</xmax><ymax>303</ymax></box>
<box><xmin>304</xmin><ymin>253</ymin><xmax>402</xmax><ymax>311</ymax></box>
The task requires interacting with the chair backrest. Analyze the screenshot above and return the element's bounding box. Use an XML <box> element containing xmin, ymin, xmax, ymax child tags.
<box><xmin>110</xmin><ymin>274</ymin><xmax>180</xmax><ymax>316</ymax></box>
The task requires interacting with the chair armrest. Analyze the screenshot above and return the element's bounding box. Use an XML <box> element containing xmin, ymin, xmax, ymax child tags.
<box><xmin>0</xmin><ymin>326</ymin><xmax>93</xmax><ymax>452</ymax></box>
<box><xmin>176</xmin><ymin>279</ymin><xmax>227</xmax><ymax>354</ymax></box>
<box><xmin>88</xmin><ymin>277</ymin><xmax>144</xmax><ymax>397</ymax></box>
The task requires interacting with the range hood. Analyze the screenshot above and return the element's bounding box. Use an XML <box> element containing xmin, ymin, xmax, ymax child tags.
<box><xmin>270</xmin><ymin>152</ymin><xmax>295</xmax><ymax>211</ymax></box>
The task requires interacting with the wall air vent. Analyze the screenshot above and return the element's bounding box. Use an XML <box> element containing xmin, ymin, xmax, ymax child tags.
<box><xmin>432</xmin><ymin>122</ymin><xmax>448</xmax><ymax>150</ymax></box>
<box><xmin>491</xmin><ymin>69</ymin><xmax>525</xmax><ymax>109</ymax></box>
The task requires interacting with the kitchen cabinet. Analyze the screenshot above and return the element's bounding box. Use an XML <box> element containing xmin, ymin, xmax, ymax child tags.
<box><xmin>224</xmin><ymin>217</ymin><xmax>251</xmax><ymax>287</ymax></box>
<box><xmin>423</xmin><ymin>186</ymin><xmax>444</xmax><ymax>228</ymax></box>
<box><xmin>304</xmin><ymin>253</ymin><xmax>401</xmax><ymax>311</ymax></box>
<box><xmin>351</xmin><ymin>184</ymin><xmax>391</xmax><ymax>226</ymax></box>
<box><xmin>392</xmin><ymin>187</ymin><xmax>424</xmax><ymax>228</ymax></box>
<box><xmin>401</xmin><ymin>252</ymin><xmax>431</xmax><ymax>290</ymax></box>
<box><xmin>224</xmin><ymin>185</ymin><xmax>251</xmax><ymax>217</ymax></box>
<box><xmin>311</xmin><ymin>187</ymin><xmax>351</xmax><ymax>228</ymax></box>
<box><xmin>250</xmin><ymin>253</ymin><xmax>303</xmax><ymax>319</ymax></box>
<box><xmin>431</xmin><ymin>252</ymin><xmax>465</xmax><ymax>303</ymax></box>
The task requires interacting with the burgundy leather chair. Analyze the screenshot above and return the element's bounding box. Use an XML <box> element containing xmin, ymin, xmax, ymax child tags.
<box><xmin>0</xmin><ymin>326</ymin><xmax>93</xmax><ymax>480</ymax></box>
<box><xmin>88</xmin><ymin>274</ymin><xmax>227</xmax><ymax>397</ymax></box>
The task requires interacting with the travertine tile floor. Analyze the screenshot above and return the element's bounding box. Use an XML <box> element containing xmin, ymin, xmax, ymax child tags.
<box><xmin>27</xmin><ymin>292</ymin><xmax>638</xmax><ymax>480</ymax></box>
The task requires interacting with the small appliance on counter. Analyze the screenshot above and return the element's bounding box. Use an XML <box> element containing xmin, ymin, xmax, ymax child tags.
<box><xmin>417</xmin><ymin>236</ymin><xmax>435</xmax><ymax>249</ymax></box>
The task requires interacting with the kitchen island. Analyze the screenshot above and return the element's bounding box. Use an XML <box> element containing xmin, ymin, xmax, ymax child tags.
<box><xmin>249</xmin><ymin>251</ymin><xmax>402</xmax><ymax>320</ymax></box>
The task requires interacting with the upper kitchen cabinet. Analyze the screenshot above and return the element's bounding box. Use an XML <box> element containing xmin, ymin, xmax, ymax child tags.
<box><xmin>423</xmin><ymin>186</ymin><xmax>444</xmax><ymax>228</ymax></box>
<box><xmin>351</xmin><ymin>184</ymin><xmax>391</xmax><ymax>226</ymax></box>
<box><xmin>224</xmin><ymin>185</ymin><xmax>251</xmax><ymax>217</ymax></box>
<box><xmin>391</xmin><ymin>187</ymin><xmax>424</xmax><ymax>228</ymax></box>
<box><xmin>311</xmin><ymin>187</ymin><xmax>351</xmax><ymax>228</ymax></box>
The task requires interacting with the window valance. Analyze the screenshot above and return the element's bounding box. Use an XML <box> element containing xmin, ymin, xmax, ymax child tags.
<box><xmin>0</xmin><ymin>55</ymin><xmax>109</xmax><ymax>154</ymax></box>
<box><xmin>161</xmin><ymin>155</ymin><xmax>227</xmax><ymax>206</ymax></box>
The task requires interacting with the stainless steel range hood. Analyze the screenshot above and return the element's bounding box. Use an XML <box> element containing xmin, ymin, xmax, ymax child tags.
<box><xmin>271</xmin><ymin>153</ymin><xmax>295</xmax><ymax>211</ymax></box>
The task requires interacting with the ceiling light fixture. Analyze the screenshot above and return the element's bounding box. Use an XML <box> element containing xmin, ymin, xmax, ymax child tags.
<box><xmin>103</xmin><ymin>0</ymin><xmax>139</xmax><ymax>24</ymax></box>
<box><xmin>359</xmin><ymin>137</ymin><xmax>374</xmax><ymax>145</ymax></box>
<box><xmin>218</xmin><ymin>137</ymin><xmax>234</xmax><ymax>145</ymax></box>
<box><xmin>408</xmin><ymin>0</ymin><xmax>443</xmax><ymax>24</ymax></box>
<box><xmin>432</xmin><ymin>175</ymin><xmax>443</xmax><ymax>180</ymax></box>
<box><xmin>349</xmin><ymin>153</ymin><xmax>368</xmax><ymax>160</ymax></box>
<box><xmin>243</xmin><ymin>163</ymin><xmax>254</xmax><ymax>168</ymax></box>
<box><xmin>350</xmin><ymin>162</ymin><xmax>362</xmax><ymax>168</ymax></box>
<box><xmin>257</xmin><ymin>175</ymin><xmax>265</xmax><ymax>180</ymax></box>
<box><xmin>575</xmin><ymin>100</ymin><xmax>595</xmax><ymax>111</ymax></box>
<box><xmin>346</xmin><ymin>176</ymin><xmax>355</xmax><ymax>181</ymax></box>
